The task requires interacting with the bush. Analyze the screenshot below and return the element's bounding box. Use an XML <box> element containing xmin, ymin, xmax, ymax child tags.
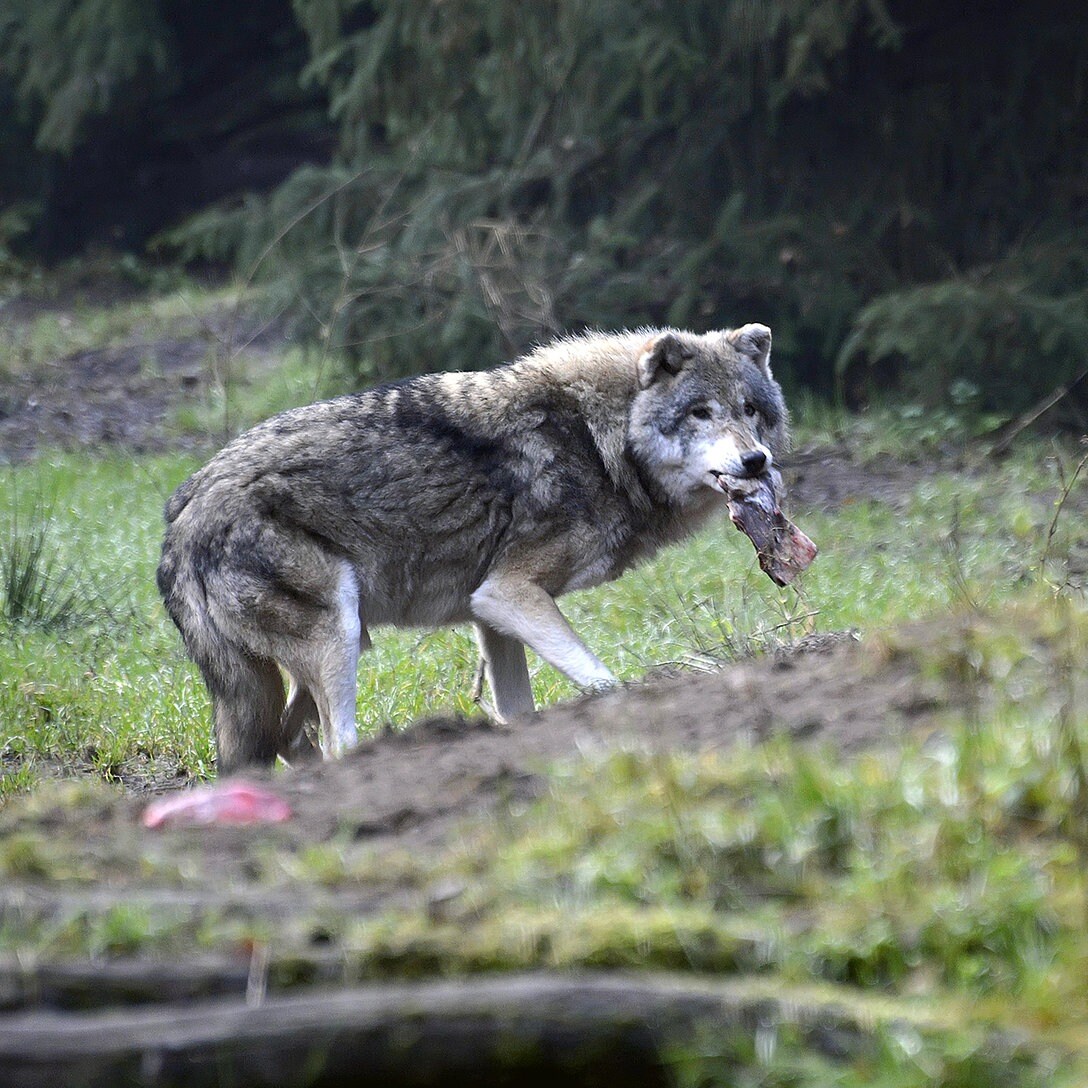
<box><xmin>6</xmin><ymin>2</ymin><xmax>1086</xmax><ymax>404</ymax></box>
<box><xmin>836</xmin><ymin>279</ymin><xmax>1088</xmax><ymax>414</ymax></box>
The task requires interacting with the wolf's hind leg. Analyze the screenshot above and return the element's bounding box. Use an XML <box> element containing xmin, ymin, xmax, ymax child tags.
<box><xmin>474</xmin><ymin>622</ymin><xmax>535</xmax><ymax>722</ymax></box>
<box><xmin>205</xmin><ymin>655</ymin><xmax>286</xmax><ymax>775</ymax></box>
<box><xmin>307</xmin><ymin>565</ymin><xmax>366</xmax><ymax>759</ymax></box>
<box><xmin>278</xmin><ymin>678</ymin><xmax>321</xmax><ymax>764</ymax></box>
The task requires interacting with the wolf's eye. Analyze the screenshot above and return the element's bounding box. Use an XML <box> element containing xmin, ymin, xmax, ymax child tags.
<box><xmin>743</xmin><ymin>402</ymin><xmax>758</xmax><ymax>418</ymax></box>
<box><xmin>690</xmin><ymin>404</ymin><xmax>713</xmax><ymax>421</ymax></box>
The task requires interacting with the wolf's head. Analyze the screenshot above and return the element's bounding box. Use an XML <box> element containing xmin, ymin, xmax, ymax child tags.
<box><xmin>627</xmin><ymin>324</ymin><xmax>789</xmax><ymax>506</ymax></box>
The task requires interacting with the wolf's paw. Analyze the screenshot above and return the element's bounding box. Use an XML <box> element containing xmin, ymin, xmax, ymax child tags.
<box><xmin>583</xmin><ymin>677</ymin><xmax>622</xmax><ymax>697</ymax></box>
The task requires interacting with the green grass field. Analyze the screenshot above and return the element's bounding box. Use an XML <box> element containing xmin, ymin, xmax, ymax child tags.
<box><xmin>0</xmin><ymin>428</ymin><xmax>1080</xmax><ymax>793</ymax></box>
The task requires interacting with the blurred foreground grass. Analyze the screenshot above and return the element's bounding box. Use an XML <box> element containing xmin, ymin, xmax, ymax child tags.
<box><xmin>2</xmin><ymin>604</ymin><xmax>1087</xmax><ymax>1084</ymax></box>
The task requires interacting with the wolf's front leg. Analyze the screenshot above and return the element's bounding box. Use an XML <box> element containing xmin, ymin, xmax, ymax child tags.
<box><xmin>474</xmin><ymin>622</ymin><xmax>535</xmax><ymax>722</ymax></box>
<box><xmin>470</xmin><ymin>575</ymin><xmax>618</xmax><ymax>692</ymax></box>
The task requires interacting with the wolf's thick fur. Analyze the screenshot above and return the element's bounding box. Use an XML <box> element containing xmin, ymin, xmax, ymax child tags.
<box><xmin>158</xmin><ymin>325</ymin><xmax>789</xmax><ymax>772</ymax></box>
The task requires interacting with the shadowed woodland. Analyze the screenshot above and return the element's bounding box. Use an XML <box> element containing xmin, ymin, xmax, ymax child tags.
<box><xmin>2</xmin><ymin>0</ymin><xmax>1085</xmax><ymax>408</ymax></box>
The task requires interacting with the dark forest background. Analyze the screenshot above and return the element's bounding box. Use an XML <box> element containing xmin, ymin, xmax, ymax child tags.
<box><xmin>1</xmin><ymin>0</ymin><xmax>1085</xmax><ymax>410</ymax></box>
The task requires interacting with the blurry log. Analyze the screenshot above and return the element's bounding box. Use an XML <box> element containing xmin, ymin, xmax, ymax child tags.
<box><xmin>0</xmin><ymin>972</ymin><xmax>875</xmax><ymax>1088</ymax></box>
<box><xmin>0</xmin><ymin>956</ymin><xmax>250</xmax><ymax>1012</ymax></box>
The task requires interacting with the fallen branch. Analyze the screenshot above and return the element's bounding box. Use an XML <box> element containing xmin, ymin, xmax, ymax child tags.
<box><xmin>0</xmin><ymin>952</ymin><xmax>343</xmax><ymax>1013</ymax></box>
<box><xmin>986</xmin><ymin>367</ymin><xmax>1088</xmax><ymax>458</ymax></box>
<box><xmin>0</xmin><ymin>971</ymin><xmax>936</xmax><ymax>1088</ymax></box>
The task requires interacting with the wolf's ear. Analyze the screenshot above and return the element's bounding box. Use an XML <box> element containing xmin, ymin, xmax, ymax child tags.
<box><xmin>728</xmin><ymin>323</ymin><xmax>773</xmax><ymax>378</ymax></box>
<box><xmin>637</xmin><ymin>332</ymin><xmax>691</xmax><ymax>389</ymax></box>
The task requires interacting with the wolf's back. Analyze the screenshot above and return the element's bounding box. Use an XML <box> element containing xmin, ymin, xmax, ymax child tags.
<box><xmin>163</xmin><ymin>473</ymin><xmax>198</xmax><ymax>524</ymax></box>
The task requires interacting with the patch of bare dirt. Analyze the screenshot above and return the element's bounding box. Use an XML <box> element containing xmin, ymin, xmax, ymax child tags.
<box><xmin>1</xmin><ymin>340</ymin><xmax>205</xmax><ymax>458</ymax></box>
<box><xmin>255</xmin><ymin>632</ymin><xmax>943</xmax><ymax>855</ymax></box>
<box><xmin>0</xmin><ymin>293</ymin><xmax>284</xmax><ymax>462</ymax></box>
<box><xmin>786</xmin><ymin>446</ymin><xmax>923</xmax><ymax>512</ymax></box>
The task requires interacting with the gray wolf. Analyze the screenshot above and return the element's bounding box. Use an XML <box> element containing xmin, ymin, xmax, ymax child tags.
<box><xmin>157</xmin><ymin>325</ymin><xmax>790</xmax><ymax>773</ymax></box>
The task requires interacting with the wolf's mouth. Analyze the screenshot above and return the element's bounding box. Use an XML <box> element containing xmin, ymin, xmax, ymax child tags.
<box><xmin>708</xmin><ymin>469</ymin><xmax>759</xmax><ymax>494</ymax></box>
<box><xmin>708</xmin><ymin>470</ymin><xmax>728</xmax><ymax>493</ymax></box>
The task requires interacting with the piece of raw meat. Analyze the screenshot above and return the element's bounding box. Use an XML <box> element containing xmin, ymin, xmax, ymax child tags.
<box><xmin>725</xmin><ymin>470</ymin><xmax>817</xmax><ymax>587</ymax></box>
<box><xmin>142</xmin><ymin>781</ymin><xmax>292</xmax><ymax>828</ymax></box>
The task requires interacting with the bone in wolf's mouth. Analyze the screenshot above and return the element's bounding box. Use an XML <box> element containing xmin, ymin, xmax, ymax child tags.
<box><xmin>721</xmin><ymin>469</ymin><xmax>818</xmax><ymax>587</ymax></box>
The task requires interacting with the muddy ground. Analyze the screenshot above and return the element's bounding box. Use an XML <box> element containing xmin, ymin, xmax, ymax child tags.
<box><xmin>0</xmin><ymin>290</ymin><xmax>287</xmax><ymax>460</ymax></box>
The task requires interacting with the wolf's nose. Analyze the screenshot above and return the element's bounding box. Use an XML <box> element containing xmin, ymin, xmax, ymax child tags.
<box><xmin>741</xmin><ymin>450</ymin><xmax>767</xmax><ymax>476</ymax></box>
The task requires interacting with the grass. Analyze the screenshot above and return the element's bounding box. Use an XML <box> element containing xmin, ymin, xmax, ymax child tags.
<box><xmin>0</xmin><ymin>493</ymin><xmax>88</xmax><ymax>631</ymax></box>
<box><xmin>0</xmin><ymin>410</ymin><xmax>1084</xmax><ymax>797</ymax></box>
<box><xmin>337</xmin><ymin>618</ymin><xmax>1088</xmax><ymax>1078</ymax></box>
<box><xmin>170</xmin><ymin>343</ymin><xmax>349</xmax><ymax>441</ymax></box>
<box><xmin>0</xmin><ymin>455</ymin><xmax>217</xmax><ymax>791</ymax></box>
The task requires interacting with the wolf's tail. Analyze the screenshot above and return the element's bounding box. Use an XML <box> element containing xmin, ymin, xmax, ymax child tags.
<box><xmin>157</xmin><ymin>534</ymin><xmax>285</xmax><ymax>773</ymax></box>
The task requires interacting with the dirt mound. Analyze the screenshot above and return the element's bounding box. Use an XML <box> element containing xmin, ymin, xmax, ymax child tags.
<box><xmin>0</xmin><ymin>631</ymin><xmax>958</xmax><ymax>937</ymax></box>
<box><xmin>217</xmin><ymin>631</ymin><xmax>942</xmax><ymax>860</ymax></box>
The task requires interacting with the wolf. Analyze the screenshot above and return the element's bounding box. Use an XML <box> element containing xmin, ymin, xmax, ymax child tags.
<box><xmin>157</xmin><ymin>325</ymin><xmax>790</xmax><ymax>773</ymax></box>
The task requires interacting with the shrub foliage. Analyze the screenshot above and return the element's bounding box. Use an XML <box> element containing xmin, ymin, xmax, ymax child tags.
<box><xmin>2</xmin><ymin>1</ymin><xmax>1085</xmax><ymax>404</ymax></box>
